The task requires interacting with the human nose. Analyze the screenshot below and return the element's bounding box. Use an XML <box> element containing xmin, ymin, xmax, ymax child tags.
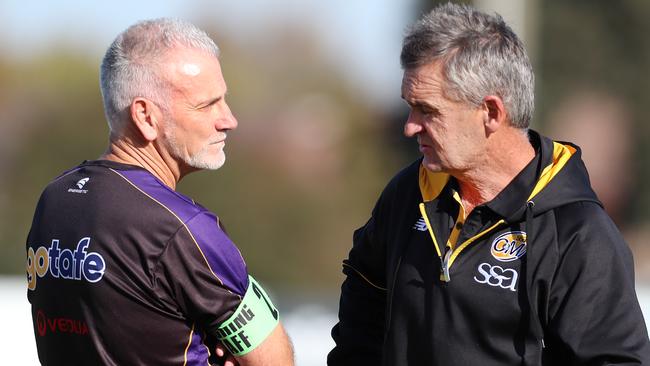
<box><xmin>217</xmin><ymin>102</ymin><xmax>238</xmax><ymax>131</ymax></box>
<box><xmin>403</xmin><ymin>111</ymin><xmax>422</xmax><ymax>137</ymax></box>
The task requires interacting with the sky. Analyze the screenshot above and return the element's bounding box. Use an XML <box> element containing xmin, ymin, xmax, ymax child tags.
<box><xmin>0</xmin><ymin>0</ymin><xmax>419</xmax><ymax>106</ymax></box>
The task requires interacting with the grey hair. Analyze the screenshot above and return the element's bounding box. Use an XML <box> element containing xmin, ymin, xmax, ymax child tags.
<box><xmin>100</xmin><ymin>18</ymin><xmax>220</xmax><ymax>133</ymax></box>
<box><xmin>401</xmin><ymin>3</ymin><xmax>534</xmax><ymax>129</ymax></box>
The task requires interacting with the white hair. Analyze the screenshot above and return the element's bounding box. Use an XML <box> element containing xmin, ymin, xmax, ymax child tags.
<box><xmin>99</xmin><ymin>18</ymin><xmax>220</xmax><ymax>133</ymax></box>
<box><xmin>401</xmin><ymin>3</ymin><xmax>535</xmax><ymax>129</ymax></box>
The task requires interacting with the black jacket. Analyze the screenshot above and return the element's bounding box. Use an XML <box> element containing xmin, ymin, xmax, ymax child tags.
<box><xmin>329</xmin><ymin>132</ymin><xmax>650</xmax><ymax>365</ymax></box>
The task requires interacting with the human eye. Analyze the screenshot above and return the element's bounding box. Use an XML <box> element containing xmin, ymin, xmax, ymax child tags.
<box><xmin>197</xmin><ymin>96</ymin><xmax>223</xmax><ymax>111</ymax></box>
<box><xmin>421</xmin><ymin>106</ymin><xmax>440</xmax><ymax>117</ymax></box>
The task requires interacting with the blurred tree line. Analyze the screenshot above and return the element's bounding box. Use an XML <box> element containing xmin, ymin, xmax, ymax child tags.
<box><xmin>0</xmin><ymin>22</ymin><xmax>401</xmax><ymax>291</ymax></box>
<box><xmin>2</xmin><ymin>0</ymin><xmax>649</xmax><ymax>289</ymax></box>
<box><xmin>536</xmin><ymin>0</ymin><xmax>650</xmax><ymax>226</ymax></box>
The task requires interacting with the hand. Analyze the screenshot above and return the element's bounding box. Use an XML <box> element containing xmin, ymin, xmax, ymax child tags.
<box><xmin>215</xmin><ymin>343</ymin><xmax>239</xmax><ymax>366</ymax></box>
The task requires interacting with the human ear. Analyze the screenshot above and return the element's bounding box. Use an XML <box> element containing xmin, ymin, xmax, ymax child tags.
<box><xmin>482</xmin><ymin>95</ymin><xmax>507</xmax><ymax>133</ymax></box>
<box><xmin>130</xmin><ymin>97</ymin><xmax>161</xmax><ymax>142</ymax></box>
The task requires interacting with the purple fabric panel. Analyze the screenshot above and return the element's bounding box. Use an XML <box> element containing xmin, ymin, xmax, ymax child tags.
<box><xmin>186</xmin><ymin>213</ymin><xmax>248</xmax><ymax>295</ymax></box>
<box><xmin>118</xmin><ymin>169</ymin><xmax>197</xmax><ymax>222</ymax></box>
<box><xmin>185</xmin><ymin>330</ymin><xmax>209</xmax><ymax>366</ymax></box>
<box><xmin>117</xmin><ymin>169</ymin><xmax>248</xmax><ymax>295</ymax></box>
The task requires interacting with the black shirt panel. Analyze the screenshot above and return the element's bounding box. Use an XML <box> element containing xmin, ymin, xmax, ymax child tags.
<box><xmin>27</xmin><ymin>161</ymin><xmax>247</xmax><ymax>365</ymax></box>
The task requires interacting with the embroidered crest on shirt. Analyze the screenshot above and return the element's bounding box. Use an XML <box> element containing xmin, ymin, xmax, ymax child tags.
<box><xmin>490</xmin><ymin>231</ymin><xmax>527</xmax><ymax>262</ymax></box>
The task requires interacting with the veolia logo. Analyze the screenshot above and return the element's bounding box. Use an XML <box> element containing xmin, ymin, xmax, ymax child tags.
<box><xmin>35</xmin><ymin>309</ymin><xmax>88</xmax><ymax>337</ymax></box>
<box><xmin>490</xmin><ymin>231</ymin><xmax>527</xmax><ymax>262</ymax></box>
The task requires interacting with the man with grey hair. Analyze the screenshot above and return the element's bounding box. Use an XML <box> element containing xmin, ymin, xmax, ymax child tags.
<box><xmin>329</xmin><ymin>3</ymin><xmax>649</xmax><ymax>365</ymax></box>
<box><xmin>26</xmin><ymin>18</ymin><xmax>293</xmax><ymax>365</ymax></box>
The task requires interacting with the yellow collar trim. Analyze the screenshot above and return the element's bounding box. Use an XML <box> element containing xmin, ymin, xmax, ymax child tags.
<box><xmin>418</xmin><ymin>165</ymin><xmax>450</xmax><ymax>202</ymax></box>
<box><xmin>418</xmin><ymin>141</ymin><xmax>576</xmax><ymax>203</ymax></box>
<box><xmin>526</xmin><ymin>142</ymin><xmax>576</xmax><ymax>201</ymax></box>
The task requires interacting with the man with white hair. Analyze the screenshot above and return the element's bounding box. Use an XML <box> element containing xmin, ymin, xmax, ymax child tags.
<box><xmin>329</xmin><ymin>3</ymin><xmax>650</xmax><ymax>365</ymax></box>
<box><xmin>26</xmin><ymin>18</ymin><xmax>293</xmax><ymax>365</ymax></box>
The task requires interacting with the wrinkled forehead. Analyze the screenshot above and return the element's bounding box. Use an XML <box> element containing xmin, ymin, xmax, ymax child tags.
<box><xmin>401</xmin><ymin>61</ymin><xmax>446</xmax><ymax>99</ymax></box>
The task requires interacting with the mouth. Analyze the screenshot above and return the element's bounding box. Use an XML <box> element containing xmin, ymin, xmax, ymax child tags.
<box><xmin>210</xmin><ymin>133</ymin><xmax>227</xmax><ymax>145</ymax></box>
<box><xmin>417</xmin><ymin>137</ymin><xmax>435</xmax><ymax>154</ymax></box>
<box><xmin>209</xmin><ymin>137</ymin><xmax>227</xmax><ymax>145</ymax></box>
<box><xmin>417</xmin><ymin>138</ymin><xmax>432</xmax><ymax>150</ymax></box>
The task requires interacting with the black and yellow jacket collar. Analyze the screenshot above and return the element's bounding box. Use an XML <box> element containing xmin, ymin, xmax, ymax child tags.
<box><xmin>418</xmin><ymin>130</ymin><xmax>601</xmax><ymax>221</ymax></box>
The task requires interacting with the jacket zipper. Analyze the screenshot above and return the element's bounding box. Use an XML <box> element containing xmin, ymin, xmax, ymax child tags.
<box><xmin>419</xmin><ymin>203</ymin><xmax>505</xmax><ymax>282</ymax></box>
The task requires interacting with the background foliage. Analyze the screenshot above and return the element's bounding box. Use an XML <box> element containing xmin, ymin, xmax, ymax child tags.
<box><xmin>2</xmin><ymin>0</ymin><xmax>649</xmax><ymax>290</ymax></box>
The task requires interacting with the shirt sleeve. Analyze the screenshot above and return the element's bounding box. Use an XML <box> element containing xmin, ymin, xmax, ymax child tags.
<box><xmin>155</xmin><ymin>211</ymin><xmax>249</xmax><ymax>334</ymax></box>
<box><xmin>328</xmin><ymin>199</ymin><xmax>388</xmax><ymax>365</ymax></box>
<box><xmin>545</xmin><ymin>202</ymin><xmax>650</xmax><ymax>364</ymax></box>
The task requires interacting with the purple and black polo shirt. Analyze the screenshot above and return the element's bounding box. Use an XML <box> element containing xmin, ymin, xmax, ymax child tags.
<box><xmin>26</xmin><ymin>160</ymin><xmax>262</xmax><ymax>365</ymax></box>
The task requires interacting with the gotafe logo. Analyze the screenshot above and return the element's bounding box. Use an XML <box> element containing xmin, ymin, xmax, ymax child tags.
<box><xmin>27</xmin><ymin>237</ymin><xmax>106</xmax><ymax>291</ymax></box>
<box><xmin>490</xmin><ymin>231</ymin><xmax>527</xmax><ymax>262</ymax></box>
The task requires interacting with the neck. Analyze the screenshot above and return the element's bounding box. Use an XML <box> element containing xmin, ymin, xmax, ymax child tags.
<box><xmin>100</xmin><ymin>137</ymin><xmax>181</xmax><ymax>190</ymax></box>
<box><xmin>454</xmin><ymin>129</ymin><xmax>535</xmax><ymax>214</ymax></box>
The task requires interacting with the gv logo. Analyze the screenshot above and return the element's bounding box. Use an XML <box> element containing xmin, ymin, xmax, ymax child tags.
<box><xmin>491</xmin><ymin>231</ymin><xmax>527</xmax><ymax>262</ymax></box>
<box><xmin>473</xmin><ymin>262</ymin><xmax>518</xmax><ymax>292</ymax></box>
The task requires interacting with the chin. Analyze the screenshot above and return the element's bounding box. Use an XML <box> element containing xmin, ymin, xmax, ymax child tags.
<box><xmin>423</xmin><ymin>157</ymin><xmax>444</xmax><ymax>173</ymax></box>
<box><xmin>187</xmin><ymin>151</ymin><xmax>226</xmax><ymax>170</ymax></box>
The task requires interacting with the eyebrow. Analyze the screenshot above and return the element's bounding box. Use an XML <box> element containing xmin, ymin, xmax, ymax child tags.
<box><xmin>402</xmin><ymin>96</ymin><xmax>433</xmax><ymax>109</ymax></box>
<box><xmin>400</xmin><ymin>93</ymin><xmax>420</xmax><ymax>105</ymax></box>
